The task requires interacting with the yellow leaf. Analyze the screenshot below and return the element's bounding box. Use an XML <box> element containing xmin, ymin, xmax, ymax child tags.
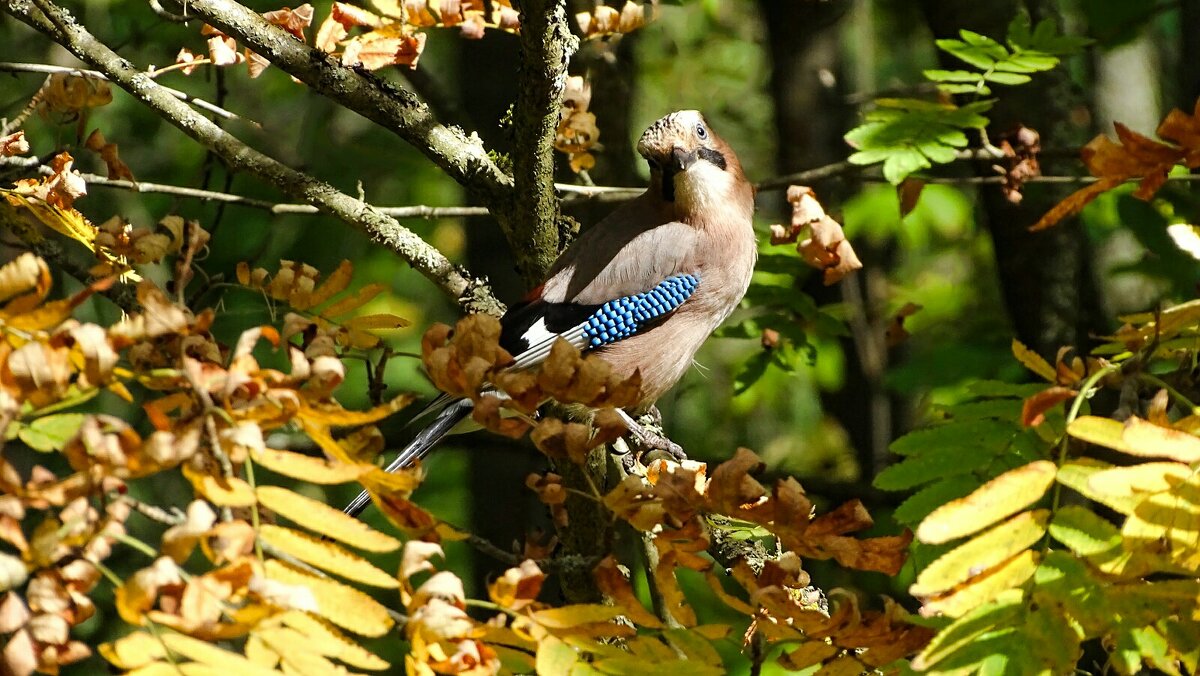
<box><xmin>159</xmin><ymin>632</ymin><xmax>280</xmax><ymax>676</ymax></box>
<box><xmin>358</xmin><ymin>467</ymin><xmax>421</xmax><ymax>496</ymax></box>
<box><xmin>4</xmin><ymin>192</ymin><xmax>97</xmax><ymax>249</ymax></box>
<box><xmin>236</xmin><ymin>261</ymin><xmax>252</xmax><ymax>286</ymax></box>
<box><xmin>250</xmin><ymin>447</ymin><xmax>368</xmax><ymax>484</ymax></box>
<box><xmin>1087</xmin><ymin>462</ymin><xmax>1193</xmax><ymax>499</ymax></box>
<box><xmin>1121</xmin><ymin>475</ymin><xmax>1200</xmax><ymax>569</ymax></box>
<box><xmin>243</xmin><ymin>635</ymin><xmax>279</xmax><ymax>669</ymax></box>
<box><xmin>1121</xmin><ymin>416</ymin><xmax>1200</xmax><ymax>463</ymax></box>
<box><xmin>298</xmin><ymin>393</ymin><xmax>415</xmax><ymax>428</ymax></box>
<box><xmin>1012</xmin><ymin>339</ymin><xmax>1056</xmax><ymax>382</ymax></box>
<box><xmin>182</xmin><ymin>465</ymin><xmax>257</xmax><ymax>507</ymax></box>
<box><xmin>264</xmin><ymin>559</ymin><xmax>394</xmax><ymax>637</ymax></box>
<box><xmin>126</xmin><ymin>663</ymin><xmax>188</xmax><ymax>676</ymax></box>
<box><xmin>277</xmin><ymin>611</ymin><xmax>390</xmax><ymax>671</ymax></box>
<box><xmin>99</xmin><ymin>631</ymin><xmax>166</xmax><ymax>669</ymax></box>
<box><xmin>911</xmin><ymin>510</ymin><xmax>1047</xmax><ymax>596</ymax></box>
<box><xmin>1057</xmin><ymin>458</ymin><xmax>1143</xmax><ymax>515</ymax></box>
<box><xmin>530</xmin><ymin>604</ymin><xmax>624</xmax><ymax>629</ymax></box>
<box><xmin>256</xmin><ymin>486</ymin><xmax>400</xmax><ymax>553</ymax></box>
<box><xmin>917</xmin><ymin>461</ymin><xmax>1056</xmax><ymax>544</ymax></box>
<box><xmin>920</xmin><ymin>550</ymin><xmax>1039</xmax><ymax>619</ymax></box>
<box><xmin>536</xmin><ymin>635</ymin><xmax>580</xmax><ymax>674</ymax></box>
<box><xmin>259</xmin><ymin>524</ymin><xmax>398</xmax><ymax>588</ymax></box>
<box><xmin>321</xmin><ymin>282</ymin><xmax>386</xmax><ymax>317</ymax></box>
<box><xmin>1067</xmin><ymin>416</ymin><xmax>1135</xmax><ymax>454</ymax></box>
<box><xmin>0</xmin><ymin>252</ymin><xmax>50</xmax><ymax>305</ymax></box>
<box><xmin>309</xmin><ymin>260</ymin><xmax>353</xmax><ymax>307</ymax></box>
<box><xmin>341</xmin><ymin>313</ymin><xmax>410</xmax><ymax>331</ymax></box>
<box><xmin>254</xmin><ymin>626</ymin><xmax>345</xmax><ymax>675</ymax></box>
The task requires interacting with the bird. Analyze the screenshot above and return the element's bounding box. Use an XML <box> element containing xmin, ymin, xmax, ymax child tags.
<box><xmin>343</xmin><ymin>110</ymin><xmax>757</xmax><ymax>518</ymax></box>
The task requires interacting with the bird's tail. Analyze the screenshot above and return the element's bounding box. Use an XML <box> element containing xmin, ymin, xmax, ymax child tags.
<box><xmin>342</xmin><ymin>398</ymin><xmax>476</xmax><ymax>518</ymax></box>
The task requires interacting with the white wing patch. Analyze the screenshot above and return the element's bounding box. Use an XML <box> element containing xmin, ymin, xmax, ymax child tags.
<box><xmin>520</xmin><ymin>318</ymin><xmax>556</xmax><ymax>348</ymax></box>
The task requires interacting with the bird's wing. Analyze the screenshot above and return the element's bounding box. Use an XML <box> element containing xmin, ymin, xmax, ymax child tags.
<box><xmin>502</xmin><ymin>273</ymin><xmax>700</xmax><ymax>370</ymax></box>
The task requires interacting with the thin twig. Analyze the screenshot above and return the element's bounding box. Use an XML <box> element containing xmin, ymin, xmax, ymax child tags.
<box><xmin>24</xmin><ymin>165</ymin><xmax>493</xmax><ymax>217</ymax></box>
<box><xmin>0</xmin><ymin>61</ymin><xmax>253</xmax><ymax>125</ymax></box>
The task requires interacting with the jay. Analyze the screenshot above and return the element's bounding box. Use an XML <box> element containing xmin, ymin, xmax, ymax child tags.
<box><xmin>344</xmin><ymin>110</ymin><xmax>756</xmax><ymax>517</ymax></box>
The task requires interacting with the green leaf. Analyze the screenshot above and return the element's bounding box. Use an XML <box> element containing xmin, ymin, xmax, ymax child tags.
<box><xmin>937</xmin><ymin>31</ymin><xmax>1006</xmax><ymax>70</ymax></box>
<box><xmin>890</xmin><ymin>419</ymin><xmax>1017</xmax><ymax>457</ymax></box>
<box><xmin>893</xmin><ymin>475</ymin><xmax>980</xmax><ymax>526</ymax></box>
<box><xmin>18</xmin><ymin>413</ymin><xmax>85</xmax><ymax>452</ymax></box>
<box><xmin>924</xmin><ymin>69</ymin><xmax>984</xmax><ymax>83</ymax></box>
<box><xmin>937</xmin><ymin>82</ymin><xmax>992</xmax><ymax>95</ymax></box>
<box><xmin>733</xmin><ymin>350</ymin><xmax>771</xmax><ymax>396</ymax></box>
<box><xmin>845</xmin><ymin>99</ymin><xmax>993</xmax><ymax>183</ymax></box>
<box><xmin>1047</xmin><ymin>505</ymin><xmax>1121</xmax><ymax>558</ymax></box>
<box><xmin>1007</xmin><ymin>13</ymin><xmax>1091</xmax><ymax>54</ymax></box>
<box><xmin>937</xmin><ymin>398</ymin><xmax>1024</xmax><ymax>422</ymax></box>
<box><xmin>964</xmin><ymin>380</ymin><xmax>1046</xmax><ymax>399</ymax></box>
<box><xmin>983</xmin><ymin>70</ymin><xmax>1032</xmax><ymax>85</ymax></box>
<box><xmin>882</xmin><ymin>149</ymin><xmax>931</xmax><ymax>184</ymax></box>
<box><xmin>916</xmin><ymin>590</ymin><xmax>1024</xmax><ymax>669</ymax></box>
<box><xmin>874</xmin><ymin>444</ymin><xmax>995</xmax><ymax>491</ymax></box>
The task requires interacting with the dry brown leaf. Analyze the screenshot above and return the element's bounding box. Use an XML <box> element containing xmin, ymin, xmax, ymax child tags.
<box><xmin>1034</xmin><ymin>100</ymin><xmax>1200</xmax><ymax>230</ymax></box>
<box><xmin>263</xmin><ymin>4</ymin><xmax>314</xmax><ymax>40</ymax></box>
<box><xmin>342</xmin><ymin>30</ymin><xmax>426</xmax><ymax>70</ymax></box>
<box><xmin>0</xmin><ymin>132</ymin><xmax>29</xmax><ymax>158</ymax></box>
<box><xmin>1020</xmin><ymin>386</ymin><xmax>1077</xmax><ymax>427</ymax></box>
<box><xmin>772</xmin><ymin>186</ymin><xmax>862</xmax><ymax>285</ymax></box>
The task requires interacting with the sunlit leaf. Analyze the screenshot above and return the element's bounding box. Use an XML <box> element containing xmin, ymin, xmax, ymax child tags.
<box><xmin>917</xmin><ymin>461</ymin><xmax>1056</xmax><ymax>544</ymax></box>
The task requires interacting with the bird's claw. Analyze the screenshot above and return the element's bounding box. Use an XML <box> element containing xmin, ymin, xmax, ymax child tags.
<box><xmin>627</xmin><ymin>422</ymin><xmax>687</xmax><ymax>463</ymax></box>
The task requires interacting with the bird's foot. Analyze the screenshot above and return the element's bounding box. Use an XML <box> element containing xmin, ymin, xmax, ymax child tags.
<box><xmin>624</xmin><ymin>412</ymin><xmax>687</xmax><ymax>463</ymax></box>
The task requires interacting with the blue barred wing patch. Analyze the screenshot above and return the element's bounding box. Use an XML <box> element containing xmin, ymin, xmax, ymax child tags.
<box><xmin>509</xmin><ymin>274</ymin><xmax>700</xmax><ymax>370</ymax></box>
<box><xmin>581</xmin><ymin>274</ymin><xmax>699</xmax><ymax>348</ymax></box>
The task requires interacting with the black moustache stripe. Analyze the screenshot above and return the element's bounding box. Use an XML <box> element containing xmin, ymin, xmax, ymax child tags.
<box><xmin>698</xmin><ymin>147</ymin><xmax>726</xmax><ymax>170</ymax></box>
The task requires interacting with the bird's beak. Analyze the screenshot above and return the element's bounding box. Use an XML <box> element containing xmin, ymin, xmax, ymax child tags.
<box><xmin>671</xmin><ymin>146</ymin><xmax>697</xmax><ymax>172</ymax></box>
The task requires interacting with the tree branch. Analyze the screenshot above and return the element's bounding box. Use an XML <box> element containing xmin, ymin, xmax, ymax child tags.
<box><xmin>2</xmin><ymin>0</ymin><xmax>503</xmax><ymax>315</ymax></box>
<box><xmin>0</xmin><ymin>61</ymin><xmax>253</xmax><ymax>125</ymax></box>
<box><xmin>509</xmin><ymin>0</ymin><xmax>578</xmax><ymax>284</ymax></box>
<box><xmin>174</xmin><ymin>0</ymin><xmax>514</xmax><ymax>207</ymax></box>
<box><xmin>14</xmin><ymin>163</ymin><xmax>493</xmax><ymax>218</ymax></box>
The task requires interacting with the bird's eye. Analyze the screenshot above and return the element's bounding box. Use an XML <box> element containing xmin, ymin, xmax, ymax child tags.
<box><xmin>696</xmin><ymin>124</ymin><xmax>708</xmax><ymax>140</ymax></box>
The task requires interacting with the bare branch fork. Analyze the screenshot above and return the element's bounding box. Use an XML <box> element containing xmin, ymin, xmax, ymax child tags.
<box><xmin>2</xmin><ymin>0</ymin><xmax>503</xmax><ymax>314</ymax></box>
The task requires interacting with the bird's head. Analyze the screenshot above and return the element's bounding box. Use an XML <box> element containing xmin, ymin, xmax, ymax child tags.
<box><xmin>636</xmin><ymin>110</ymin><xmax>750</xmax><ymax>220</ymax></box>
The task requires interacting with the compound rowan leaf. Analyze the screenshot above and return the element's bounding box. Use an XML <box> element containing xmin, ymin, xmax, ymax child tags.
<box><xmin>255</xmin><ymin>486</ymin><xmax>400</xmax><ymax>552</ymax></box>
<box><xmin>258</xmin><ymin>524</ymin><xmax>398</xmax><ymax>588</ymax></box>
<box><xmin>917</xmin><ymin>461</ymin><xmax>1056</xmax><ymax>544</ymax></box>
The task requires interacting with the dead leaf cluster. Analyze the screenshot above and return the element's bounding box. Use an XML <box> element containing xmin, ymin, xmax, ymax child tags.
<box><xmin>575</xmin><ymin>1</ymin><xmax>649</xmax><ymax>39</ymax></box>
<box><xmin>770</xmin><ymin>185</ymin><xmax>863</xmax><ymax>285</ymax></box>
<box><xmin>555</xmin><ymin>76</ymin><xmax>600</xmax><ymax>174</ymax></box>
